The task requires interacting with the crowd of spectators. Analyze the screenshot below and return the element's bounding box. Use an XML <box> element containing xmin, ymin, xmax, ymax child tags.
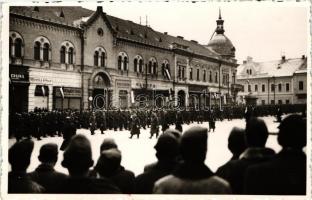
<box><xmin>8</xmin><ymin>114</ymin><xmax>306</xmax><ymax>195</ymax></box>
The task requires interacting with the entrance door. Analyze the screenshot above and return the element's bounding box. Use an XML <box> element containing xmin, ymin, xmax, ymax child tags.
<box><xmin>93</xmin><ymin>89</ymin><xmax>106</xmax><ymax>109</ymax></box>
<box><xmin>10</xmin><ymin>84</ymin><xmax>28</xmax><ymax>113</ymax></box>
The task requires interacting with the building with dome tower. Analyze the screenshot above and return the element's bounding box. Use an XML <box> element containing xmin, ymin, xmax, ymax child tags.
<box><xmin>9</xmin><ymin>6</ymin><xmax>238</xmax><ymax>112</ymax></box>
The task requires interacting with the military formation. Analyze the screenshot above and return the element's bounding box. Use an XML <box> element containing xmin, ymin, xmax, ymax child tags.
<box><xmin>9</xmin><ymin>104</ymin><xmax>305</xmax><ymax>143</ymax></box>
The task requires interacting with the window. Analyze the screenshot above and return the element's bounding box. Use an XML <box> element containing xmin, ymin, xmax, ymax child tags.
<box><xmin>182</xmin><ymin>67</ymin><xmax>185</xmax><ymax>79</ymax></box>
<box><xmin>118</xmin><ymin>56</ymin><xmax>122</xmax><ymax>70</ymax></box>
<box><xmin>139</xmin><ymin>59</ymin><xmax>143</xmax><ymax>73</ymax></box>
<box><xmin>278</xmin><ymin>84</ymin><xmax>282</xmax><ymax>92</ymax></box>
<box><xmin>14</xmin><ymin>38</ymin><xmax>22</xmax><ymax>58</ymax></box>
<box><xmin>262</xmin><ymin>84</ymin><xmax>265</xmax><ymax>92</ymax></box>
<box><xmin>162</xmin><ymin>63</ymin><xmax>166</xmax><ymax>76</ymax></box>
<box><xmin>134</xmin><ymin>58</ymin><xmax>138</xmax><ymax>72</ymax></box>
<box><xmin>271</xmin><ymin>84</ymin><xmax>275</xmax><ymax>92</ymax></box>
<box><xmin>100</xmin><ymin>52</ymin><xmax>105</xmax><ymax>67</ymax></box>
<box><xmin>34</xmin><ymin>41</ymin><xmax>41</xmax><ymax>60</ymax></box>
<box><xmin>43</xmin><ymin>43</ymin><xmax>50</xmax><ymax>61</ymax></box>
<box><xmin>255</xmin><ymin>84</ymin><xmax>258</xmax><ymax>92</ymax></box>
<box><xmin>148</xmin><ymin>61</ymin><xmax>152</xmax><ymax>74</ymax></box>
<box><xmin>278</xmin><ymin>100</ymin><xmax>282</xmax><ymax>105</ymax></box>
<box><xmin>261</xmin><ymin>100</ymin><xmax>265</xmax><ymax>105</ymax></box>
<box><xmin>178</xmin><ymin>66</ymin><xmax>181</xmax><ymax>79</ymax></box>
<box><xmin>215</xmin><ymin>72</ymin><xmax>218</xmax><ymax>83</ymax></box>
<box><xmin>196</xmin><ymin>69</ymin><xmax>200</xmax><ymax>81</ymax></box>
<box><xmin>60</xmin><ymin>46</ymin><xmax>66</xmax><ymax>64</ymax></box>
<box><xmin>248</xmin><ymin>85</ymin><xmax>251</xmax><ymax>92</ymax></box>
<box><xmin>9</xmin><ymin>37</ymin><xmax>13</xmax><ymax>57</ymax></box>
<box><xmin>286</xmin><ymin>83</ymin><xmax>290</xmax><ymax>92</ymax></box>
<box><xmin>190</xmin><ymin>68</ymin><xmax>193</xmax><ymax>80</ymax></box>
<box><xmin>153</xmin><ymin>62</ymin><xmax>157</xmax><ymax>74</ymax></box>
<box><xmin>286</xmin><ymin>99</ymin><xmax>290</xmax><ymax>104</ymax></box>
<box><xmin>94</xmin><ymin>51</ymin><xmax>99</xmax><ymax>66</ymax></box>
<box><xmin>203</xmin><ymin>70</ymin><xmax>206</xmax><ymax>82</ymax></box>
<box><xmin>123</xmin><ymin>57</ymin><xmax>128</xmax><ymax>71</ymax></box>
<box><xmin>209</xmin><ymin>71</ymin><xmax>212</xmax><ymax>82</ymax></box>
<box><xmin>232</xmin><ymin>73</ymin><xmax>235</xmax><ymax>84</ymax></box>
<box><xmin>271</xmin><ymin>100</ymin><xmax>275</xmax><ymax>105</ymax></box>
<box><xmin>299</xmin><ymin>81</ymin><xmax>304</xmax><ymax>90</ymax></box>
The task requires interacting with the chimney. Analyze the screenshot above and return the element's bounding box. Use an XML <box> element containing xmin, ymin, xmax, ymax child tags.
<box><xmin>281</xmin><ymin>55</ymin><xmax>286</xmax><ymax>61</ymax></box>
<box><xmin>97</xmin><ymin>6</ymin><xmax>103</xmax><ymax>13</ymax></box>
<box><xmin>177</xmin><ymin>36</ymin><xmax>184</xmax><ymax>39</ymax></box>
<box><xmin>302</xmin><ymin>55</ymin><xmax>306</xmax><ymax>59</ymax></box>
<box><xmin>164</xmin><ymin>32</ymin><xmax>168</xmax><ymax>35</ymax></box>
<box><xmin>243</xmin><ymin>60</ymin><xmax>247</xmax><ymax>64</ymax></box>
<box><xmin>190</xmin><ymin>40</ymin><xmax>198</xmax><ymax>44</ymax></box>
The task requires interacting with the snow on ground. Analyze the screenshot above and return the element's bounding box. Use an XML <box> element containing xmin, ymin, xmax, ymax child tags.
<box><xmin>8</xmin><ymin>116</ymin><xmax>282</xmax><ymax>176</ymax></box>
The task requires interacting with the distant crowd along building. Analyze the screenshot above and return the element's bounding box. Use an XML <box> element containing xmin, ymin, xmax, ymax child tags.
<box><xmin>9</xmin><ymin>6</ymin><xmax>239</xmax><ymax>112</ymax></box>
<box><xmin>236</xmin><ymin>55</ymin><xmax>307</xmax><ymax>106</ymax></box>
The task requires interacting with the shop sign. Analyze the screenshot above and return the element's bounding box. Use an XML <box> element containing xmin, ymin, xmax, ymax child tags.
<box><xmin>54</xmin><ymin>87</ymin><xmax>82</xmax><ymax>98</ymax></box>
<box><xmin>9</xmin><ymin>66</ymin><xmax>29</xmax><ymax>83</ymax></box>
<box><xmin>30</xmin><ymin>77</ymin><xmax>52</xmax><ymax>85</ymax></box>
<box><xmin>116</xmin><ymin>80</ymin><xmax>131</xmax><ymax>88</ymax></box>
<box><xmin>189</xmin><ymin>85</ymin><xmax>207</xmax><ymax>92</ymax></box>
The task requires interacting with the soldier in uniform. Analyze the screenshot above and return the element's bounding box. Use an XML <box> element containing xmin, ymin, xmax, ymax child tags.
<box><xmin>276</xmin><ymin>107</ymin><xmax>282</xmax><ymax>122</ymax></box>
<box><xmin>96</xmin><ymin>110</ymin><xmax>106</xmax><ymax>134</ymax></box>
<box><xmin>60</xmin><ymin>116</ymin><xmax>77</xmax><ymax>151</ymax></box>
<box><xmin>129</xmin><ymin>114</ymin><xmax>140</xmax><ymax>139</ymax></box>
<box><xmin>208</xmin><ymin>109</ymin><xmax>216</xmax><ymax>132</ymax></box>
<box><xmin>149</xmin><ymin>112</ymin><xmax>159</xmax><ymax>139</ymax></box>
<box><xmin>175</xmin><ymin>110</ymin><xmax>183</xmax><ymax>133</ymax></box>
<box><xmin>89</xmin><ymin>112</ymin><xmax>97</xmax><ymax>135</ymax></box>
<box><xmin>160</xmin><ymin>110</ymin><xmax>169</xmax><ymax>133</ymax></box>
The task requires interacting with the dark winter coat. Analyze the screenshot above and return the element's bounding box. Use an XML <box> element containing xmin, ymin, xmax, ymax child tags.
<box><xmin>8</xmin><ymin>171</ymin><xmax>44</xmax><ymax>193</ymax></box>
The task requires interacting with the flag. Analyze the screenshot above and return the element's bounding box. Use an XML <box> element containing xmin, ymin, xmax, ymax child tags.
<box><xmin>165</xmin><ymin>68</ymin><xmax>171</xmax><ymax>80</ymax></box>
<box><xmin>131</xmin><ymin>90</ymin><xmax>135</xmax><ymax>104</ymax></box>
<box><xmin>224</xmin><ymin>95</ymin><xmax>227</xmax><ymax>104</ymax></box>
<box><xmin>60</xmin><ymin>87</ymin><xmax>64</xmax><ymax>99</ymax></box>
<box><xmin>41</xmin><ymin>86</ymin><xmax>46</xmax><ymax>96</ymax></box>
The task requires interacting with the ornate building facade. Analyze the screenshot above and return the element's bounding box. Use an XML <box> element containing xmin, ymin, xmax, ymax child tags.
<box><xmin>236</xmin><ymin>55</ymin><xmax>307</xmax><ymax>105</ymax></box>
<box><xmin>9</xmin><ymin>6</ymin><xmax>238</xmax><ymax>112</ymax></box>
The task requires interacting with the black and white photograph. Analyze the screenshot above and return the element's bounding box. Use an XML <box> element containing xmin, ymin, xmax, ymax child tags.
<box><xmin>1</xmin><ymin>1</ymin><xmax>310</xmax><ymax>198</ymax></box>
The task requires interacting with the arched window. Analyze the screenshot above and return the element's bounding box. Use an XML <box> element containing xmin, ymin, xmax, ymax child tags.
<box><xmin>118</xmin><ymin>56</ymin><xmax>122</xmax><ymax>70</ymax></box>
<box><xmin>9</xmin><ymin>37</ymin><xmax>13</xmax><ymax>57</ymax></box>
<box><xmin>139</xmin><ymin>59</ymin><xmax>143</xmax><ymax>73</ymax></box>
<box><xmin>196</xmin><ymin>68</ymin><xmax>200</xmax><ymax>81</ymax></box>
<box><xmin>215</xmin><ymin>72</ymin><xmax>218</xmax><ymax>83</ymax></box>
<box><xmin>203</xmin><ymin>70</ymin><xmax>206</xmax><ymax>82</ymax></box>
<box><xmin>34</xmin><ymin>41</ymin><xmax>41</xmax><ymax>60</ymax></box>
<box><xmin>94</xmin><ymin>51</ymin><xmax>99</xmax><ymax>66</ymax></box>
<box><xmin>60</xmin><ymin>46</ymin><xmax>66</xmax><ymax>64</ymax></box>
<box><xmin>100</xmin><ymin>52</ymin><xmax>105</xmax><ymax>67</ymax></box>
<box><xmin>162</xmin><ymin>63</ymin><xmax>165</xmax><ymax>76</ymax></box>
<box><xmin>190</xmin><ymin>68</ymin><xmax>193</xmax><ymax>80</ymax></box>
<box><xmin>123</xmin><ymin>57</ymin><xmax>128</xmax><ymax>71</ymax></box>
<box><xmin>68</xmin><ymin>47</ymin><xmax>74</xmax><ymax>64</ymax></box>
<box><xmin>14</xmin><ymin>38</ymin><xmax>22</xmax><ymax>58</ymax></box>
<box><xmin>153</xmin><ymin>62</ymin><xmax>157</xmax><ymax>74</ymax></box>
<box><xmin>148</xmin><ymin>61</ymin><xmax>152</xmax><ymax>74</ymax></box>
<box><xmin>209</xmin><ymin>71</ymin><xmax>212</xmax><ymax>82</ymax></box>
<box><xmin>43</xmin><ymin>43</ymin><xmax>50</xmax><ymax>61</ymax></box>
<box><xmin>134</xmin><ymin>58</ymin><xmax>138</xmax><ymax>72</ymax></box>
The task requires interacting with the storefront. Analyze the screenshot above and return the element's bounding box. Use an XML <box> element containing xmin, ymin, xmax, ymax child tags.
<box><xmin>9</xmin><ymin>65</ymin><xmax>29</xmax><ymax>113</ymax></box>
<box><xmin>53</xmin><ymin>87</ymin><xmax>82</xmax><ymax>110</ymax></box>
<box><xmin>188</xmin><ymin>85</ymin><xmax>209</xmax><ymax>109</ymax></box>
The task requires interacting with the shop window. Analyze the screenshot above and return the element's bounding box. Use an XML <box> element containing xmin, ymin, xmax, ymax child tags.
<box><xmin>43</xmin><ymin>43</ymin><xmax>50</xmax><ymax>61</ymax></box>
<box><xmin>35</xmin><ymin>85</ymin><xmax>49</xmax><ymax>96</ymax></box>
<box><xmin>60</xmin><ymin>46</ymin><xmax>66</xmax><ymax>64</ymax></box>
<box><xmin>34</xmin><ymin>41</ymin><xmax>41</xmax><ymax>60</ymax></box>
<box><xmin>119</xmin><ymin>90</ymin><xmax>128</xmax><ymax>109</ymax></box>
<box><xmin>14</xmin><ymin>38</ymin><xmax>22</xmax><ymax>58</ymax></box>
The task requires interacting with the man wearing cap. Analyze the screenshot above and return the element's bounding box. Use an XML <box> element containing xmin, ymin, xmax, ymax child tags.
<box><xmin>244</xmin><ymin>114</ymin><xmax>306</xmax><ymax>195</ymax></box>
<box><xmin>8</xmin><ymin>139</ymin><xmax>44</xmax><ymax>193</ymax></box>
<box><xmin>29</xmin><ymin>143</ymin><xmax>67</xmax><ymax>193</ymax></box>
<box><xmin>153</xmin><ymin>126</ymin><xmax>231</xmax><ymax>194</ymax></box>
<box><xmin>135</xmin><ymin>130</ymin><xmax>180</xmax><ymax>194</ymax></box>
<box><xmin>59</xmin><ymin>134</ymin><xmax>121</xmax><ymax>193</ymax></box>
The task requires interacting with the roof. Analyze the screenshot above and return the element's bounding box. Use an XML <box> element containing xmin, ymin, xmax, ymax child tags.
<box><xmin>206</xmin><ymin>33</ymin><xmax>235</xmax><ymax>57</ymax></box>
<box><xmin>10</xmin><ymin>6</ymin><xmax>235</xmax><ymax>63</ymax></box>
<box><xmin>237</xmin><ymin>57</ymin><xmax>307</xmax><ymax>79</ymax></box>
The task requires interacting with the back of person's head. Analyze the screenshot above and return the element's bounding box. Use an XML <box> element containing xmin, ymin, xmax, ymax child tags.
<box><xmin>180</xmin><ymin>126</ymin><xmax>208</xmax><ymax>163</ymax></box>
<box><xmin>38</xmin><ymin>143</ymin><xmax>58</xmax><ymax>164</ymax></box>
<box><xmin>228</xmin><ymin>127</ymin><xmax>247</xmax><ymax>156</ymax></box>
<box><xmin>62</xmin><ymin>134</ymin><xmax>93</xmax><ymax>176</ymax></box>
<box><xmin>278</xmin><ymin>114</ymin><xmax>306</xmax><ymax>149</ymax></box>
<box><xmin>164</xmin><ymin>129</ymin><xmax>182</xmax><ymax>140</ymax></box>
<box><xmin>245</xmin><ymin>117</ymin><xmax>269</xmax><ymax>147</ymax></box>
<box><xmin>95</xmin><ymin>148</ymin><xmax>121</xmax><ymax>177</ymax></box>
<box><xmin>100</xmin><ymin>138</ymin><xmax>118</xmax><ymax>152</ymax></box>
<box><xmin>154</xmin><ymin>132</ymin><xmax>179</xmax><ymax>161</ymax></box>
<box><xmin>9</xmin><ymin>139</ymin><xmax>34</xmax><ymax>172</ymax></box>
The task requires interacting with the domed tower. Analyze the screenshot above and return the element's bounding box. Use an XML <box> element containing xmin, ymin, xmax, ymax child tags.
<box><xmin>206</xmin><ymin>9</ymin><xmax>236</xmax><ymax>59</ymax></box>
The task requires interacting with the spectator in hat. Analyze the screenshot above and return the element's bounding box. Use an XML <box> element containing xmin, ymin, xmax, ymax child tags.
<box><xmin>8</xmin><ymin>139</ymin><xmax>44</xmax><ymax>193</ymax></box>
<box><xmin>245</xmin><ymin>114</ymin><xmax>306</xmax><ymax>195</ymax></box>
<box><xmin>59</xmin><ymin>134</ymin><xmax>120</xmax><ymax>194</ymax></box>
<box><xmin>28</xmin><ymin>143</ymin><xmax>67</xmax><ymax>193</ymax></box>
<box><xmin>216</xmin><ymin>127</ymin><xmax>247</xmax><ymax>180</ymax></box>
<box><xmin>135</xmin><ymin>130</ymin><xmax>180</xmax><ymax>194</ymax></box>
<box><xmin>95</xmin><ymin>148</ymin><xmax>135</xmax><ymax>194</ymax></box>
<box><xmin>219</xmin><ymin>117</ymin><xmax>275</xmax><ymax>194</ymax></box>
<box><xmin>153</xmin><ymin>126</ymin><xmax>231</xmax><ymax>194</ymax></box>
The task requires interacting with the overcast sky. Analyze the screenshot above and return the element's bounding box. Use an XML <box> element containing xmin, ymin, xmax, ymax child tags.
<box><xmin>82</xmin><ymin>2</ymin><xmax>309</xmax><ymax>63</ymax></box>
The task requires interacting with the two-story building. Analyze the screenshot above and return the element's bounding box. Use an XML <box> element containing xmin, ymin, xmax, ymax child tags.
<box><xmin>9</xmin><ymin>6</ymin><xmax>238</xmax><ymax>112</ymax></box>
